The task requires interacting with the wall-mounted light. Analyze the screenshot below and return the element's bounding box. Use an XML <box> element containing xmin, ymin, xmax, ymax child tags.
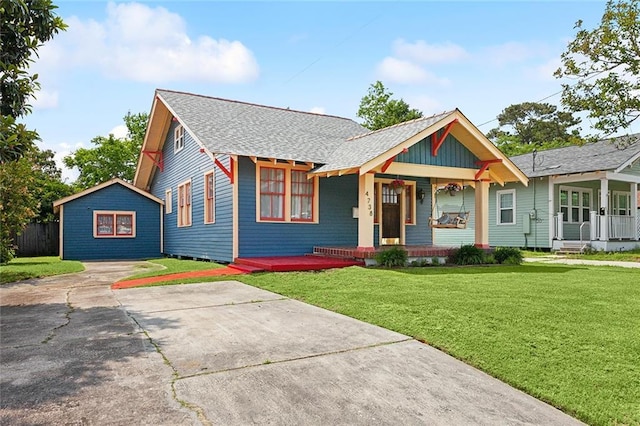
<box><xmin>416</xmin><ymin>188</ymin><xmax>426</xmax><ymax>204</ymax></box>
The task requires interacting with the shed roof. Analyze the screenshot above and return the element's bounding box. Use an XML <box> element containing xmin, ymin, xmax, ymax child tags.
<box><xmin>53</xmin><ymin>178</ymin><xmax>163</xmax><ymax>212</ymax></box>
<box><xmin>510</xmin><ymin>135</ymin><xmax>640</xmax><ymax>178</ymax></box>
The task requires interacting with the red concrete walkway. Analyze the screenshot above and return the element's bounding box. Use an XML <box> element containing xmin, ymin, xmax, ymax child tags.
<box><xmin>112</xmin><ymin>267</ymin><xmax>245</xmax><ymax>290</ymax></box>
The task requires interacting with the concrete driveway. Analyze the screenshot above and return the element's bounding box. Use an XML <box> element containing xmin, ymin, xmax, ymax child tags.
<box><xmin>1</xmin><ymin>262</ymin><xmax>582</xmax><ymax>425</ymax></box>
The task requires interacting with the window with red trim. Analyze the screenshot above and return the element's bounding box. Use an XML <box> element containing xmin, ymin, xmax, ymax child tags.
<box><xmin>178</xmin><ymin>181</ymin><xmax>192</xmax><ymax>227</ymax></box>
<box><xmin>259</xmin><ymin>167</ymin><xmax>285</xmax><ymax>220</ymax></box>
<box><xmin>291</xmin><ymin>170</ymin><xmax>313</xmax><ymax>221</ymax></box>
<box><xmin>204</xmin><ymin>172</ymin><xmax>215</xmax><ymax>223</ymax></box>
<box><xmin>94</xmin><ymin>212</ymin><xmax>134</xmax><ymax>237</ymax></box>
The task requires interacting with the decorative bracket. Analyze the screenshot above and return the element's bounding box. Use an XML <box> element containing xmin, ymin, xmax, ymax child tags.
<box><xmin>381</xmin><ymin>147</ymin><xmax>409</xmax><ymax>172</ymax></box>
<box><xmin>142</xmin><ymin>150</ymin><xmax>164</xmax><ymax>172</ymax></box>
<box><xmin>215</xmin><ymin>157</ymin><xmax>235</xmax><ymax>184</ymax></box>
<box><xmin>431</xmin><ymin>119</ymin><xmax>458</xmax><ymax>157</ymax></box>
<box><xmin>475</xmin><ymin>159</ymin><xmax>502</xmax><ymax>180</ymax></box>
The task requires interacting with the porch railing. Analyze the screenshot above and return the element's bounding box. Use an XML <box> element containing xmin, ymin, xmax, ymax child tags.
<box><xmin>555</xmin><ymin>212</ymin><xmax>639</xmax><ymax>241</ymax></box>
<box><xmin>608</xmin><ymin>215</ymin><xmax>637</xmax><ymax>240</ymax></box>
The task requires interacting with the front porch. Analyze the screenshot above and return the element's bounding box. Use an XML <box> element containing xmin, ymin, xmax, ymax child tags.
<box><xmin>313</xmin><ymin>245</ymin><xmax>457</xmax><ymax>262</ymax></box>
<box><xmin>552</xmin><ymin>212</ymin><xmax>640</xmax><ymax>252</ymax></box>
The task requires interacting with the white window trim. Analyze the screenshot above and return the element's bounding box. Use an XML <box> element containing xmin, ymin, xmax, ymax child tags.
<box><xmin>496</xmin><ymin>189</ymin><xmax>516</xmax><ymax>225</ymax></box>
<box><xmin>561</xmin><ymin>185</ymin><xmax>592</xmax><ymax>223</ymax></box>
<box><xmin>255</xmin><ymin>162</ymin><xmax>319</xmax><ymax>224</ymax></box>
<box><xmin>177</xmin><ymin>179</ymin><xmax>192</xmax><ymax>227</ymax></box>
<box><xmin>174</xmin><ymin>125</ymin><xmax>184</xmax><ymax>153</ymax></box>
<box><xmin>165</xmin><ymin>188</ymin><xmax>172</xmax><ymax>214</ymax></box>
<box><xmin>93</xmin><ymin>210</ymin><xmax>136</xmax><ymax>238</ymax></box>
<box><xmin>612</xmin><ymin>190</ymin><xmax>632</xmax><ymax>216</ymax></box>
<box><xmin>204</xmin><ymin>170</ymin><xmax>215</xmax><ymax>224</ymax></box>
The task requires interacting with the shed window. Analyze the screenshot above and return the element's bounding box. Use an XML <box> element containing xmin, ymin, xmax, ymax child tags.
<box><xmin>174</xmin><ymin>125</ymin><xmax>184</xmax><ymax>153</ymax></box>
<box><xmin>204</xmin><ymin>171</ymin><xmax>215</xmax><ymax>224</ymax></box>
<box><xmin>94</xmin><ymin>211</ymin><xmax>136</xmax><ymax>238</ymax></box>
<box><xmin>497</xmin><ymin>189</ymin><xmax>516</xmax><ymax>225</ymax></box>
<box><xmin>178</xmin><ymin>180</ymin><xmax>192</xmax><ymax>227</ymax></box>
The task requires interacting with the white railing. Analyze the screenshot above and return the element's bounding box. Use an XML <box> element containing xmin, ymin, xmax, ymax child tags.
<box><xmin>556</xmin><ymin>212</ymin><xmax>638</xmax><ymax>241</ymax></box>
<box><xmin>554</xmin><ymin>212</ymin><xmax>564</xmax><ymax>240</ymax></box>
<box><xmin>608</xmin><ymin>215</ymin><xmax>637</xmax><ymax>240</ymax></box>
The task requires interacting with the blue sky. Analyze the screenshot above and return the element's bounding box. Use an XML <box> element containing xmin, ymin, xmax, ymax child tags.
<box><xmin>25</xmin><ymin>1</ymin><xmax>616</xmax><ymax>182</ymax></box>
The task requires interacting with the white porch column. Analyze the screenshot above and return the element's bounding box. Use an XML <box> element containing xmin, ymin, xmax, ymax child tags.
<box><xmin>632</xmin><ymin>182</ymin><xmax>638</xmax><ymax>240</ymax></box>
<box><xmin>357</xmin><ymin>173</ymin><xmax>375</xmax><ymax>250</ymax></box>
<box><xmin>599</xmin><ymin>178</ymin><xmax>609</xmax><ymax>241</ymax></box>
<box><xmin>474</xmin><ymin>180</ymin><xmax>490</xmax><ymax>249</ymax></box>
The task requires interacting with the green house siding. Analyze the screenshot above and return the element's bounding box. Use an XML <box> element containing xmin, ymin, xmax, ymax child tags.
<box><xmin>623</xmin><ymin>160</ymin><xmax>640</xmax><ymax>176</ymax></box>
<box><xmin>432</xmin><ymin>187</ymin><xmax>475</xmax><ymax>247</ymax></box>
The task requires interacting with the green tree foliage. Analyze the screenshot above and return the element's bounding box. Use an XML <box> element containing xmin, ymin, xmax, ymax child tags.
<box><xmin>31</xmin><ymin>148</ymin><xmax>73</xmax><ymax>222</ymax></box>
<box><xmin>357</xmin><ymin>81</ymin><xmax>423</xmax><ymax>131</ymax></box>
<box><xmin>64</xmin><ymin>112</ymin><xmax>149</xmax><ymax>189</ymax></box>
<box><xmin>555</xmin><ymin>0</ymin><xmax>640</xmax><ymax>138</ymax></box>
<box><xmin>486</xmin><ymin>102</ymin><xmax>583</xmax><ymax>156</ymax></box>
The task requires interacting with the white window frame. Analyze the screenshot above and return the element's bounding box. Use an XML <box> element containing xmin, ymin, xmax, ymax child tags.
<box><xmin>177</xmin><ymin>179</ymin><xmax>192</xmax><ymax>227</ymax></box>
<box><xmin>255</xmin><ymin>162</ymin><xmax>319</xmax><ymax>224</ymax></box>
<box><xmin>165</xmin><ymin>188</ymin><xmax>172</xmax><ymax>214</ymax></box>
<box><xmin>93</xmin><ymin>210</ymin><xmax>136</xmax><ymax>238</ymax></box>
<box><xmin>174</xmin><ymin>125</ymin><xmax>184</xmax><ymax>153</ymax></box>
<box><xmin>496</xmin><ymin>189</ymin><xmax>516</xmax><ymax>225</ymax></box>
<box><xmin>204</xmin><ymin>170</ymin><xmax>215</xmax><ymax>224</ymax></box>
<box><xmin>560</xmin><ymin>186</ymin><xmax>592</xmax><ymax>223</ymax></box>
<box><xmin>612</xmin><ymin>191</ymin><xmax>632</xmax><ymax>216</ymax></box>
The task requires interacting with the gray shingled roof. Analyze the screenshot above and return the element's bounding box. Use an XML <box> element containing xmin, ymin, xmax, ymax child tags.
<box><xmin>157</xmin><ymin>89</ymin><xmax>368</xmax><ymax>164</ymax></box>
<box><xmin>510</xmin><ymin>135</ymin><xmax>640</xmax><ymax>177</ymax></box>
<box><xmin>313</xmin><ymin>111</ymin><xmax>455</xmax><ymax>173</ymax></box>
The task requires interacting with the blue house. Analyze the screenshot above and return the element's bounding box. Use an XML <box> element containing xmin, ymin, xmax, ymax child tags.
<box><xmin>54</xmin><ymin>178</ymin><xmax>163</xmax><ymax>260</ymax></box>
<box><xmin>132</xmin><ymin>89</ymin><xmax>528</xmax><ymax>263</ymax></box>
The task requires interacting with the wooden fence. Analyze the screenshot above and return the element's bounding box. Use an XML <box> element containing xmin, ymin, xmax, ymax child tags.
<box><xmin>12</xmin><ymin>222</ymin><xmax>59</xmax><ymax>257</ymax></box>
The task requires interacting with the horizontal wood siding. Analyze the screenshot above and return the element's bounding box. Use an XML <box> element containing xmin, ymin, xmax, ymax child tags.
<box><xmin>432</xmin><ymin>186</ymin><xmax>476</xmax><ymax>247</ymax></box>
<box><xmin>405</xmin><ymin>177</ymin><xmax>433</xmax><ymax>245</ymax></box>
<box><xmin>623</xmin><ymin>161</ymin><xmax>640</xmax><ymax>176</ymax></box>
<box><xmin>489</xmin><ymin>180</ymin><xmax>551</xmax><ymax>249</ymax></box>
<box><xmin>62</xmin><ymin>184</ymin><xmax>161</xmax><ymax>260</ymax></box>
<box><xmin>238</xmin><ymin>157</ymin><xmax>358</xmax><ymax>257</ymax></box>
<box><xmin>396</xmin><ymin>133</ymin><xmax>477</xmax><ymax>168</ymax></box>
<box><xmin>149</xmin><ymin>121</ymin><xmax>233</xmax><ymax>262</ymax></box>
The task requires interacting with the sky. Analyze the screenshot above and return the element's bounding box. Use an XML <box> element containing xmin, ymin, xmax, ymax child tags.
<box><xmin>24</xmin><ymin>0</ymin><xmax>625</xmax><ymax>182</ymax></box>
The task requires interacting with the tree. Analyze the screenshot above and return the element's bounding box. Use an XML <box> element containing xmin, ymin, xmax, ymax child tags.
<box><xmin>486</xmin><ymin>102</ymin><xmax>583</xmax><ymax>156</ymax></box>
<box><xmin>64</xmin><ymin>112</ymin><xmax>149</xmax><ymax>189</ymax></box>
<box><xmin>554</xmin><ymin>0</ymin><xmax>640</xmax><ymax>138</ymax></box>
<box><xmin>31</xmin><ymin>148</ymin><xmax>73</xmax><ymax>223</ymax></box>
<box><xmin>357</xmin><ymin>81</ymin><xmax>423</xmax><ymax>131</ymax></box>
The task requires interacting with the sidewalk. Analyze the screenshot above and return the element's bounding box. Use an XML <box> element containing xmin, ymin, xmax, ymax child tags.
<box><xmin>524</xmin><ymin>256</ymin><xmax>640</xmax><ymax>268</ymax></box>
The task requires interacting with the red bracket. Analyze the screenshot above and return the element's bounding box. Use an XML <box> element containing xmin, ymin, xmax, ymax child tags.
<box><xmin>475</xmin><ymin>159</ymin><xmax>502</xmax><ymax>180</ymax></box>
<box><xmin>381</xmin><ymin>147</ymin><xmax>409</xmax><ymax>172</ymax></box>
<box><xmin>215</xmin><ymin>157</ymin><xmax>234</xmax><ymax>184</ymax></box>
<box><xmin>142</xmin><ymin>150</ymin><xmax>164</xmax><ymax>172</ymax></box>
<box><xmin>431</xmin><ymin>119</ymin><xmax>458</xmax><ymax>157</ymax></box>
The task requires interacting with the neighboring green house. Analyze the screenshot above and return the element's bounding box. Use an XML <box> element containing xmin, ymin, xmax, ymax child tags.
<box><xmin>432</xmin><ymin>136</ymin><xmax>640</xmax><ymax>251</ymax></box>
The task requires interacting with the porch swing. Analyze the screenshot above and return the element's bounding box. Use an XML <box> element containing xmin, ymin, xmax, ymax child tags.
<box><xmin>428</xmin><ymin>181</ymin><xmax>470</xmax><ymax>229</ymax></box>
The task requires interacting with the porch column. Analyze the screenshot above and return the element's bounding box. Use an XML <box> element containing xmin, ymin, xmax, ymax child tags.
<box><xmin>632</xmin><ymin>182</ymin><xmax>639</xmax><ymax>240</ymax></box>
<box><xmin>599</xmin><ymin>178</ymin><xmax>609</xmax><ymax>241</ymax></box>
<box><xmin>357</xmin><ymin>173</ymin><xmax>375</xmax><ymax>250</ymax></box>
<box><xmin>474</xmin><ymin>180</ymin><xmax>490</xmax><ymax>249</ymax></box>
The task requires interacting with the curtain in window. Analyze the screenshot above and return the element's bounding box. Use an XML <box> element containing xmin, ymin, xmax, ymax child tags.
<box><xmin>97</xmin><ymin>214</ymin><xmax>114</xmax><ymax>235</ymax></box>
<box><xmin>291</xmin><ymin>170</ymin><xmax>313</xmax><ymax>221</ymax></box>
<box><xmin>116</xmin><ymin>214</ymin><xmax>133</xmax><ymax>235</ymax></box>
<box><xmin>260</xmin><ymin>168</ymin><xmax>284</xmax><ymax>219</ymax></box>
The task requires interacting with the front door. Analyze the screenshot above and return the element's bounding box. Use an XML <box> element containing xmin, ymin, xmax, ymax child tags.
<box><xmin>381</xmin><ymin>184</ymin><xmax>401</xmax><ymax>244</ymax></box>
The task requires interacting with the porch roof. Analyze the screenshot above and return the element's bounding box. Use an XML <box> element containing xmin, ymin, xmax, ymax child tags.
<box><xmin>510</xmin><ymin>135</ymin><xmax>640</xmax><ymax>178</ymax></box>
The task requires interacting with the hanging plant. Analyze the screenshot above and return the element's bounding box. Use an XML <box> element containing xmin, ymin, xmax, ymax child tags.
<box><xmin>389</xmin><ymin>178</ymin><xmax>405</xmax><ymax>194</ymax></box>
<box><xmin>443</xmin><ymin>182</ymin><xmax>462</xmax><ymax>196</ymax></box>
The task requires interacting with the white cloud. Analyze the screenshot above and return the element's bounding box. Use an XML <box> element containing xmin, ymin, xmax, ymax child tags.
<box><xmin>393</xmin><ymin>39</ymin><xmax>468</xmax><ymax>64</ymax></box>
<box><xmin>376</xmin><ymin>57</ymin><xmax>449</xmax><ymax>85</ymax></box>
<box><xmin>309</xmin><ymin>106</ymin><xmax>326</xmax><ymax>115</ymax></box>
<box><xmin>528</xmin><ymin>57</ymin><xmax>562</xmax><ymax>82</ymax></box>
<box><xmin>54</xmin><ymin>142</ymin><xmax>85</xmax><ymax>183</ymax></box>
<box><xmin>36</xmin><ymin>2</ymin><xmax>259</xmax><ymax>84</ymax></box>
<box><xmin>481</xmin><ymin>41</ymin><xmax>549</xmax><ymax>67</ymax></box>
<box><xmin>404</xmin><ymin>94</ymin><xmax>443</xmax><ymax>116</ymax></box>
<box><xmin>109</xmin><ymin>124</ymin><xmax>129</xmax><ymax>139</ymax></box>
<box><xmin>31</xmin><ymin>89</ymin><xmax>59</xmax><ymax>110</ymax></box>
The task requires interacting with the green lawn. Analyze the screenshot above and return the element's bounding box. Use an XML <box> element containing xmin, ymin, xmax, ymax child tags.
<box><xmin>233</xmin><ymin>264</ymin><xmax>638</xmax><ymax>426</ymax></box>
<box><xmin>120</xmin><ymin>257</ymin><xmax>224</xmax><ymax>281</ymax></box>
<box><xmin>0</xmin><ymin>256</ymin><xmax>84</xmax><ymax>284</ymax></box>
<box><xmin>570</xmin><ymin>247</ymin><xmax>640</xmax><ymax>262</ymax></box>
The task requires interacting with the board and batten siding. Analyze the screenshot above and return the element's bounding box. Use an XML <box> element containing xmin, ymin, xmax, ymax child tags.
<box><xmin>149</xmin><ymin>120</ymin><xmax>233</xmax><ymax>262</ymax></box>
<box><xmin>237</xmin><ymin>157</ymin><xmax>359</xmax><ymax>257</ymax></box>
<box><xmin>396</xmin><ymin>133</ymin><xmax>478</xmax><ymax>168</ymax></box>
<box><xmin>61</xmin><ymin>184</ymin><xmax>161</xmax><ymax>260</ymax></box>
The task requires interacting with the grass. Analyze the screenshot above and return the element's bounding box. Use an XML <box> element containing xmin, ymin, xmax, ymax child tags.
<box><xmin>231</xmin><ymin>264</ymin><xmax>638</xmax><ymax>426</ymax></box>
<box><xmin>569</xmin><ymin>247</ymin><xmax>640</xmax><ymax>262</ymax></box>
<box><xmin>0</xmin><ymin>256</ymin><xmax>84</xmax><ymax>284</ymax></box>
<box><xmin>120</xmin><ymin>257</ymin><xmax>224</xmax><ymax>281</ymax></box>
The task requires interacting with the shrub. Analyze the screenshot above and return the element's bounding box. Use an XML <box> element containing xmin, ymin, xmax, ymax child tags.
<box><xmin>375</xmin><ymin>246</ymin><xmax>408</xmax><ymax>268</ymax></box>
<box><xmin>450</xmin><ymin>244</ymin><xmax>485</xmax><ymax>265</ymax></box>
<box><xmin>494</xmin><ymin>247</ymin><xmax>523</xmax><ymax>265</ymax></box>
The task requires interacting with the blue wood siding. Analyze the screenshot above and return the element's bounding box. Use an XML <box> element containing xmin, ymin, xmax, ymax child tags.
<box><xmin>149</xmin><ymin>121</ymin><xmax>233</xmax><ymax>262</ymax></box>
<box><xmin>62</xmin><ymin>184</ymin><xmax>161</xmax><ymax>260</ymax></box>
<box><xmin>405</xmin><ymin>177</ymin><xmax>433</xmax><ymax>245</ymax></box>
<box><xmin>237</xmin><ymin>157</ymin><xmax>359</xmax><ymax>257</ymax></box>
<box><xmin>396</xmin><ymin>133</ymin><xmax>478</xmax><ymax>168</ymax></box>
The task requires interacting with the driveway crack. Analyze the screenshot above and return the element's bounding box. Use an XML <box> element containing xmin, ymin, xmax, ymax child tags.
<box><xmin>41</xmin><ymin>289</ymin><xmax>74</xmax><ymax>344</ymax></box>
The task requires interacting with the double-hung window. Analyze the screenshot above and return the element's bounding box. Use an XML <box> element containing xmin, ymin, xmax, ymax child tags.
<box><xmin>178</xmin><ymin>180</ymin><xmax>192</xmax><ymax>227</ymax></box>
<box><xmin>165</xmin><ymin>189</ymin><xmax>172</xmax><ymax>214</ymax></box>
<box><xmin>94</xmin><ymin>211</ymin><xmax>136</xmax><ymax>238</ymax></box>
<box><xmin>612</xmin><ymin>191</ymin><xmax>631</xmax><ymax>216</ymax></box>
<box><xmin>257</xmin><ymin>163</ymin><xmax>318</xmax><ymax>223</ymax></box>
<box><xmin>174</xmin><ymin>125</ymin><xmax>184</xmax><ymax>153</ymax></box>
<box><xmin>204</xmin><ymin>171</ymin><xmax>215</xmax><ymax>224</ymax></box>
<box><xmin>497</xmin><ymin>189</ymin><xmax>516</xmax><ymax>225</ymax></box>
<box><xmin>560</xmin><ymin>187</ymin><xmax>591</xmax><ymax>222</ymax></box>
